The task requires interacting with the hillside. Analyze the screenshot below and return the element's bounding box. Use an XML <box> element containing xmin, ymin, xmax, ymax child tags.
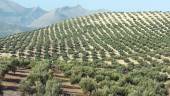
<box><xmin>1</xmin><ymin>12</ymin><xmax>170</xmax><ymax>96</ymax></box>
<box><xmin>0</xmin><ymin>11</ymin><xmax>170</xmax><ymax>65</ymax></box>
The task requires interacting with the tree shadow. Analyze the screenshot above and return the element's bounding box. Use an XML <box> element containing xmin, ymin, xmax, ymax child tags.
<box><xmin>0</xmin><ymin>86</ymin><xmax>3</xmax><ymax>96</ymax></box>
<box><xmin>0</xmin><ymin>85</ymin><xmax>17</xmax><ymax>91</ymax></box>
<box><xmin>7</xmin><ymin>73</ymin><xmax>27</xmax><ymax>78</ymax></box>
<box><xmin>3</xmin><ymin>78</ymin><xmax>20</xmax><ymax>83</ymax></box>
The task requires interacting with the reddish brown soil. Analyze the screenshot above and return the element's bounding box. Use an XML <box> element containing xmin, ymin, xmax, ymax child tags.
<box><xmin>0</xmin><ymin>68</ymin><xmax>30</xmax><ymax>96</ymax></box>
<box><xmin>1</xmin><ymin>68</ymin><xmax>85</xmax><ymax>96</ymax></box>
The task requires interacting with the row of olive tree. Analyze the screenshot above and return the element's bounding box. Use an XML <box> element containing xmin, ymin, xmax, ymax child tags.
<box><xmin>0</xmin><ymin>58</ymin><xmax>30</xmax><ymax>95</ymax></box>
<box><xmin>55</xmin><ymin>60</ymin><xmax>170</xmax><ymax>96</ymax></box>
<box><xmin>19</xmin><ymin>60</ymin><xmax>61</xmax><ymax>96</ymax></box>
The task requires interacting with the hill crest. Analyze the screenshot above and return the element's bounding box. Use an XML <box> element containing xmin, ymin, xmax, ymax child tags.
<box><xmin>0</xmin><ymin>12</ymin><xmax>170</xmax><ymax>65</ymax></box>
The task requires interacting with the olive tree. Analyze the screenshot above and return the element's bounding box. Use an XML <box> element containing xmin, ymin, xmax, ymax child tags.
<box><xmin>79</xmin><ymin>77</ymin><xmax>97</xmax><ymax>94</ymax></box>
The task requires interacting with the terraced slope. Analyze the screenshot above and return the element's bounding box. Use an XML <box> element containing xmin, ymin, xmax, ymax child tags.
<box><xmin>0</xmin><ymin>12</ymin><xmax>170</xmax><ymax>65</ymax></box>
<box><xmin>1</xmin><ymin>68</ymin><xmax>30</xmax><ymax>96</ymax></box>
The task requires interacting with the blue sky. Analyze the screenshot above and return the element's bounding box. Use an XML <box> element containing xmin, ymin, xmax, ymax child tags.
<box><xmin>12</xmin><ymin>0</ymin><xmax>170</xmax><ymax>12</ymax></box>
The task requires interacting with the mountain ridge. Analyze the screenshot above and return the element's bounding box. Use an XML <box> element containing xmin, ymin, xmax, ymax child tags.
<box><xmin>30</xmin><ymin>5</ymin><xmax>92</xmax><ymax>28</ymax></box>
<box><xmin>0</xmin><ymin>0</ymin><xmax>25</xmax><ymax>13</ymax></box>
<box><xmin>0</xmin><ymin>0</ymin><xmax>108</xmax><ymax>37</ymax></box>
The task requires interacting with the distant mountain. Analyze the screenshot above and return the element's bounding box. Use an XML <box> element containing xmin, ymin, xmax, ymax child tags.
<box><xmin>30</xmin><ymin>5</ymin><xmax>92</xmax><ymax>28</ymax></box>
<box><xmin>19</xmin><ymin>7</ymin><xmax>47</xmax><ymax>26</ymax></box>
<box><xmin>0</xmin><ymin>0</ymin><xmax>47</xmax><ymax>26</ymax></box>
<box><xmin>0</xmin><ymin>0</ymin><xmax>47</xmax><ymax>37</ymax></box>
<box><xmin>0</xmin><ymin>21</ymin><xmax>31</xmax><ymax>37</ymax></box>
<box><xmin>0</xmin><ymin>0</ymin><xmax>108</xmax><ymax>37</ymax></box>
<box><xmin>30</xmin><ymin>5</ymin><xmax>109</xmax><ymax>28</ymax></box>
<box><xmin>0</xmin><ymin>0</ymin><xmax>25</xmax><ymax>13</ymax></box>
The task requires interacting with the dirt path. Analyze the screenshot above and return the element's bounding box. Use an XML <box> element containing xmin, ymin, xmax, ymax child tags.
<box><xmin>54</xmin><ymin>71</ymin><xmax>86</xmax><ymax>96</ymax></box>
<box><xmin>1</xmin><ymin>68</ymin><xmax>30</xmax><ymax>96</ymax></box>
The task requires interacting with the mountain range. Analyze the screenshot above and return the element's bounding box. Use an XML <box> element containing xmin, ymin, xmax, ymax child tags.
<box><xmin>30</xmin><ymin>5</ymin><xmax>92</xmax><ymax>28</ymax></box>
<box><xmin>0</xmin><ymin>0</ymin><xmax>108</xmax><ymax>37</ymax></box>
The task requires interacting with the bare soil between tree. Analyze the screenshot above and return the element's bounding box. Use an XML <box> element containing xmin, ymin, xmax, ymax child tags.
<box><xmin>1</xmin><ymin>68</ymin><xmax>30</xmax><ymax>96</ymax></box>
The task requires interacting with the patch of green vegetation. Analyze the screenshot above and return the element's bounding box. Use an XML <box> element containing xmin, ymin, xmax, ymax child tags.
<box><xmin>1</xmin><ymin>12</ymin><xmax>170</xmax><ymax>96</ymax></box>
<box><xmin>56</xmin><ymin>60</ymin><xmax>170</xmax><ymax>96</ymax></box>
<box><xmin>19</xmin><ymin>60</ymin><xmax>61</xmax><ymax>96</ymax></box>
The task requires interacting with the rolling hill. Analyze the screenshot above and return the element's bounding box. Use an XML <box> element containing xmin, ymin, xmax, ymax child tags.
<box><xmin>1</xmin><ymin>11</ymin><xmax>170</xmax><ymax>96</ymax></box>
<box><xmin>0</xmin><ymin>11</ymin><xmax>170</xmax><ymax>65</ymax></box>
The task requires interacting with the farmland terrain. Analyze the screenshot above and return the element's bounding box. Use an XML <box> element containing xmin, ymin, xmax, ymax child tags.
<box><xmin>0</xmin><ymin>12</ymin><xmax>170</xmax><ymax>64</ymax></box>
<box><xmin>0</xmin><ymin>12</ymin><xmax>170</xmax><ymax>96</ymax></box>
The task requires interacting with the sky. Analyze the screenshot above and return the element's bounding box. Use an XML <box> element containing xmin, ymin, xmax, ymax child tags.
<box><xmin>12</xmin><ymin>0</ymin><xmax>170</xmax><ymax>12</ymax></box>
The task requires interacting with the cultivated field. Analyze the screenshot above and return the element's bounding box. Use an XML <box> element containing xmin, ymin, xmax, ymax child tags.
<box><xmin>0</xmin><ymin>12</ymin><xmax>170</xmax><ymax>96</ymax></box>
